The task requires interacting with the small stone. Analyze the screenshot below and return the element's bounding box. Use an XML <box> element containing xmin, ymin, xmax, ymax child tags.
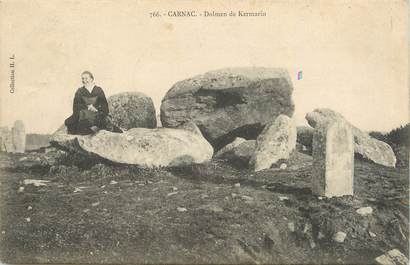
<box><xmin>172</xmin><ymin>187</ymin><xmax>178</xmax><ymax>191</ymax></box>
<box><xmin>27</xmin><ymin>206</ymin><xmax>32</xmax><ymax>210</ymax></box>
<box><xmin>23</xmin><ymin>179</ymin><xmax>49</xmax><ymax>187</ymax></box>
<box><xmin>279</xmin><ymin>163</ymin><xmax>287</xmax><ymax>170</ymax></box>
<box><xmin>18</xmin><ymin>187</ymin><xmax>24</xmax><ymax>193</ymax></box>
<box><xmin>25</xmin><ymin>217</ymin><xmax>31</xmax><ymax>222</ymax></box>
<box><xmin>318</xmin><ymin>196</ymin><xmax>323</xmax><ymax>200</ymax></box>
<box><xmin>234</xmin><ymin>183</ymin><xmax>241</xmax><ymax>188</ymax></box>
<box><xmin>206</xmin><ymin>205</ymin><xmax>224</xmax><ymax>213</ymax></box>
<box><xmin>356</xmin><ymin>206</ymin><xmax>373</xmax><ymax>216</ymax></box>
<box><xmin>83</xmin><ymin>209</ymin><xmax>90</xmax><ymax>213</ymax></box>
<box><xmin>200</xmin><ymin>194</ymin><xmax>209</xmax><ymax>199</ymax></box>
<box><xmin>369</xmin><ymin>231</ymin><xmax>376</xmax><ymax>238</ymax></box>
<box><xmin>177</xmin><ymin>207</ymin><xmax>187</xmax><ymax>212</ymax></box>
<box><xmin>241</xmin><ymin>195</ymin><xmax>254</xmax><ymax>201</ymax></box>
<box><xmin>231</xmin><ymin>193</ymin><xmax>238</xmax><ymax>198</ymax></box>
<box><xmin>375</xmin><ymin>249</ymin><xmax>408</xmax><ymax>265</ymax></box>
<box><xmin>303</xmin><ymin>224</ymin><xmax>309</xmax><ymax>233</ymax></box>
<box><xmin>333</xmin><ymin>232</ymin><xmax>347</xmax><ymax>243</ymax></box>
<box><xmin>318</xmin><ymin>231</ymin><xmax>325</xmax><ymax>239</ymax></box>
<box><xmin>309</xmin><ymin>239</ymin><xmax>316</xmax><ymax>249</ymax></box>
<box><xmin>279</xmin><ymin>196</ymin><xmax>289</xmax><ymax>201</ymax></box>
<box><xmin>138</xmin><ymin>183</ymin><xmax>145</xmax><ymax>186</ymax></box>
<box><xmin>167</xmin><ymin>192</ymin><xmax>178</xmax><ymax>197</ymax></box>
<box><xmin>91</xmin><ymin>202</ymin><xmax>100</xmax><ymax>207</ymax></box>
<box><xmin>110</xmin><ymin>180</ymin><xmax>118</xmax><ymax>185</ymax></box>
<box><xmin>1</xmin><ymin>231</ymin><xmax>5</xmax><ymax>234</ymax></box>
<box><xmin>288</xmin><ymin>222</ymin><xmax>295</xmax><ymax>232</ymax></box>
<box><xmin>100</xmin><ymin>185</ymin><xmax>105</xmax><ymax>188</ymax></box>
<box><xmin>73</xmin><ymin>187</ymin><xmax>82</xmax><ymax>193</ymax></box>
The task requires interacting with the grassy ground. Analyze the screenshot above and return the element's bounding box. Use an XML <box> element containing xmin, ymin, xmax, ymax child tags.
<box><xmin>0</xmin><ymin>149</ymin><xmax>408</xmax><ymax>264</ymax></box>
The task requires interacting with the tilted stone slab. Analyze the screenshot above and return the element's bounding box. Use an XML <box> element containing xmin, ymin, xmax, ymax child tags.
<box><xmin>250</xmin><ymin>114</ymin><xmax>296</xmax><ymax>171</ymax></box>
<box><xmin>306</xmin><ymin>108</ymin><xmax>396</xmax><ymax>167</ymax></box>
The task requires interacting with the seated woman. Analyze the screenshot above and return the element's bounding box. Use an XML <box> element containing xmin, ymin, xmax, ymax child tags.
<box><xmin>65</xmin><ymin>71</ymin><xmax>122</xmax><ymax>135</ymax></box>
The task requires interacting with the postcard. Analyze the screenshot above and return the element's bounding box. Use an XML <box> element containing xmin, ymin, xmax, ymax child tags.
<box><xmin>0</xmin><ymin>0</ymin><xmax>408</xmax><ymax>264</ymax></box>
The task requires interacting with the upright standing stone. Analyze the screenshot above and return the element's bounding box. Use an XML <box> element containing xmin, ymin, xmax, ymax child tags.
<box><xmin>0</xmin><ymin>127</ymin><xmax>12</xmax><ymax>152</ymax></box>
<box><xmin>1</xmin><ymin>127</ymin><xmax>14</xmax><ymax>153</ymax></box>
<box><xmin>312</xmin><ymin>121</ymin><xmax>354</xmax><ymax>197</ymax></box>
<box><xmin>11</xmin><ymin>120</ymin><xmax>26</xmax><ymax>153</ymax></box>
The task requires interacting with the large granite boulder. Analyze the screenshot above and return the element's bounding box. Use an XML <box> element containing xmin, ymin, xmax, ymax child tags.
<box><xmin>306</xmin><ymin>108</ymin><xmax>396</xmax><ymax>167</ymax></box>
<box><xmin>215</xmin><ymin>137</ymin><xmax>256</xmax><ymax>167</ymax></box>
<box><xmin>250</xmin><ymin>115</ymin><xmax>297</xmax><ymax>171</ymax></box>
<box><xmin>50</xmin><ymin>123</ymin><xmax>213</xmax><ymax>168</ymax></box>
<box><xmin>108</xmin><ymin>92</ymin><xmax>157</xmax><ymax>130</ymax></box>
<box><xmin>160</xmin><ymin>67</ymin><xmax>294</xmax><ymax>150</ymax></box>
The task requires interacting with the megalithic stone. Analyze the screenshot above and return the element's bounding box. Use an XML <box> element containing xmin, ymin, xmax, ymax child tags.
<box><xmin>312</xmin><ymin>121</ymin><xmax>354</xmax><ymax>197</ymax></box>
<box><xmin>250</xmin><ymin>114</ymin><xmax>297</xmax><ymax>172</ymax></box>
<box><xmin>0</xmin><ymin>127</ymin><xmax>14</xmax><ymax>152</ymax></box>
<box><xmin>0</xmin><ymin>127</ymin><xmax>9</xmax><ymax>152</ymax></box>
<box><xmin>11</xmin><ymin>120</ymin><xmax>26</xmax><ymax>153</ymax></box>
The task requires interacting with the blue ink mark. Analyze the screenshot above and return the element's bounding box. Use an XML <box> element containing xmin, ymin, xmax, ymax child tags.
<box><xmin>297</xmin><ymin>71</ymin><xmax>303</xmax><ymax>80</ymax></box>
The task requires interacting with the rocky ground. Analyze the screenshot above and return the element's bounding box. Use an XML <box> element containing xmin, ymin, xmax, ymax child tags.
<box><xmin>0</xmin><ymin>148</ymin><xmax>408</xmax><ymax>264</ymax></box>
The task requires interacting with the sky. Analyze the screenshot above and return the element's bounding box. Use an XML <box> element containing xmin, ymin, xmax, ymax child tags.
<box><xmin>0</xmin><ymin>0</ymin><xmax>408</xmax><ymax>134</ymax></box>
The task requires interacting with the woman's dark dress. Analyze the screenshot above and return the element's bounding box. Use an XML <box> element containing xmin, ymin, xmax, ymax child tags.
<box><xmin>65</xmin><ymin>86</ymin><xmax>115</xmax><ymax>135</ymax></box>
